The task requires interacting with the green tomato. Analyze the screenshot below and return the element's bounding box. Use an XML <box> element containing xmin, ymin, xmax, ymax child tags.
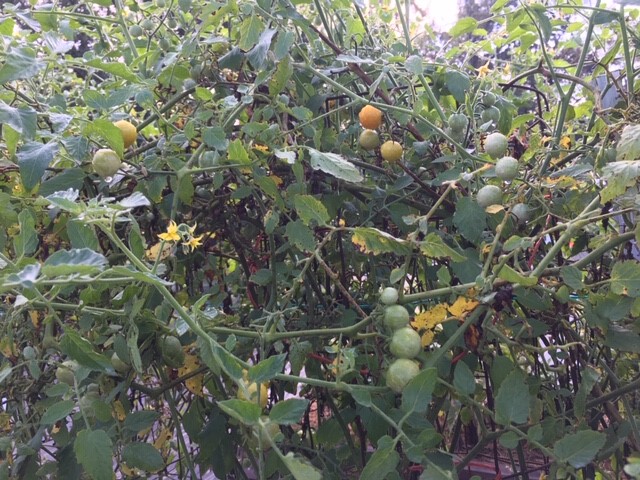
<box><xmin>495</xmin><ymin>156</ymin><xmax>519</xmax><ymax>182</ymax></box>
<box><xmin>380</xmin><ymin>287</ymin><xmax>399</xmax><ymax>305</ymax></box>
<box><xmin>448</xmin><ymin>113</ymin><xmax>468</xmax><ymax>132</ymax></box>
<box><xmin>55</xmin><ymin>360</ymin><xmax>79</xmax><ymax>386</ymax></box>
<box><xmin>128</xmin><ymin>25</ymin><xmax>144</xmax><ymax>38</ymax></box>
<box><xmin>383</xmin><ymin>305</ymin><xmax>410</xmax><ymax>330</ymax></box>
<box><xmin>481</xmin><ymin>106</ymin><xmax>501</xmax><ymax>124</ymax></box>
<box><xmin>178</xmin><ymin>0</ymin><xmax>192</xmax><ymax>11</ymax></box>
<box><xmin>92</xmin><ymin>149</ymin><xmax>122</xmax><ymax>178</ymax></box>
<box><xmin>476</xmin><ymin>185</ymin><xmax>502</xmax><ymax>209</ymax></box>
<box><xmin>483</xmin><ymin>92</ymin><xmax>497</xmax><ymax>107</ymax></box>
<box><xmin>159</xmin><ymin>38</ymin><xmax>171</xmax><ymax>51</ymax></box>
<box><xmin>141</xmin><ymin>18</ymin><xmax>156</xmax><ymax>32</ymax></box>
<box><xmin>389</xmin><ymin>327</ymin><xmax>422</xmax><ymax>359</ymax></box>
<box><xmin>484</xmin><ymin>132</ymin><xmax>508</xmax><ymax>159</ymax></box>
<box><xmin>111</xmin><ymin>352</ymin><xmax>130</xmax><ymax>374</ymax></box>
<box><xmin>386</xmin><ymin>358</ymin><xmax>420</xmax><ymax>393</ymax></box>
<box><xmin>160</xmin><ymin>336</ymin><xmax>185</xmax><ymax>368</ymax></box>
<box><xmin>510</xmin><ymin>203</ymin><xmax>531</xmax><ymax>225</ymax></box>
<box><xmin>359</xmin><ymin>129</ymin><xmax>380</xmax><ymax>151</ymax></box>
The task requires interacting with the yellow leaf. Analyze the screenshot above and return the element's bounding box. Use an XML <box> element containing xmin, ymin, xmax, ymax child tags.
<box><xmin>420</xmin><ymin>329</ymin><xmax>436</xmax><ymax>347</ymax></box>
<box><xmin>448</xmin><ymin>294</ymin><xmax>479</xmax><ymax>318</ymax></box>
<box><xmin>485</xmin><ymin>204</ymin><xmax>504</xmax><ymax>214</ymax></box>
<box><xmin>145</xmin><ymin>242</ymin><xmax>174</xmax><ymax>261</ymax></box>
<box><xmin>412</xmin><ymin>304</ymin><xmax>449</xmax><ymax>331</ymax></box>
<box><xmin>153</xmin><ymin>427</ymin><xmax>172</xmax><ymax>452</ymax></box>
<box><xmin>112</xmin><ymin>400</ymin><xmax>126</xmax><ymax>422</ymax></box>
<box><xmin>178</xmin><ymin>352</ymin><xmax>204</xmax><ymax>397</ymax></box>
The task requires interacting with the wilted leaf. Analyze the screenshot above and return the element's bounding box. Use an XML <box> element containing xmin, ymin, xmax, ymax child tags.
<box><xmin>352</xmin><ymin>227</ymin><xmax>412</xmax><ymax>255</ymax></box>
<box><xmin>420</xmin><ymin>233</ymin><xmax>466</xmax><ymax>262</ymax></box>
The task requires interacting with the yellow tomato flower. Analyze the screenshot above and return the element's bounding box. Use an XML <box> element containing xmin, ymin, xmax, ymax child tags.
<box><xmin>183</xmin><ymin>234</ymin><xmax>204</xmax><ymax>252</ymax></box>
<box><xmin>476</xmin><ymin>61</ymin><xmax>492</xmax><ymax>78</ymax></box>
<box><xmin>158</xmin><ymin>220</ymin><xmax>180</xmax><ymax>242</ymax></box>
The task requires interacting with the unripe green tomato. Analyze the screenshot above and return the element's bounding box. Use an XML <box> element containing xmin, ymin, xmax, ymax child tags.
<box><xmin>379</xmin><ymin>287</ymin><xmax>399</xmax><ymax>305</ymax></box>
<box><xmin>55</xmin><ymin>360</ymin><xmax>79</xmax><ymax>386</ymax></box>
<box><xmin>476</xmin><ymin>185</ymin><xmax>502</xmax><ymax>209</ymax></box>
<box><xmin>79</xmin><ymin>391</ymin><xmax>100</xmax><ymax>417</ymax></box>
<box><xmin>159</xmin><ymin>38</ymin><xmax>171</xmax><ymax>51</ymax></box>
<box><xmin>92</xmin><ymin>149</ymin><xmax>122</xmax><ymax>178</ymax></box>
<box><xmin>383</xmin><ymin>305</ymin><xmax>410</xmax><ymax>330</ymax></box>
<box><xmin>23</xmin><ymin>346</ymin><xmax>37</xmax><ymax>360</ymax></box>
<box><xmin>389</xmin><ymin>327</ymin><xmax>422</xmax><ymax>359</ymax></box>
<box><xmin>160</xmin><ymin>336</ymin><xmax>185</xmax><ymax>368</ymax></box>
<box><xmin>483</xmin><ymin>92</ymin><xmax>497</xmax><ymax>107</ymax></box>
<box><xmin>386</xmin><ymin>358</ymin><xmax>420</xmax><ymax>393</ymax></box>
<box><xmin>128</xmin><ymin>25</ymin><xmax>144</xmax><ymax>38</ymax></box>
<box><xmin>481</xmin><ymin>106</ymin><xmax>501</xmax><ymax>124</ymax></box>
<box><xmin>448</xmin><ymin>113</ymin><xmax>468</xmax><ymax>132</ymax></box>
<box><xmin>141</xmin><ymin>18</ymin><xmax>156</xmax><ymax>32</ymax></box>
<box><xmin>495</xmin><ymin>156</ymin><xmax>519</xmax><ymax>181</ymax></box>
<box><xmin>190</xmin><ymin>64</ymin><xmax>204</xmax><ymax>80</ymax></box>
<box><xmin>156</xmin><ymin>0</ymin><xmax>166</xmax><ymax>7</ymax></box>
<box><xmin>111</xmin><ymin>352</ymin><xmax>130</xmax><ymax>374</ymax></box>
<box><xmin>178</xmin><ymin>0</ymin><xmax>192</xmax><ymax>11</ymax></box>
<box><xmin>484</xmin><ymin>132</ymin><xmax>508</xmax><ymax>159</ymax></box>
<box><xmin>359</xmin><ymin>129</ymin><xmax>380</xmax><ymax>151</ymax></box>
<box><xmin>510</xmin><ymin>203</ymin><xmax>531</xmax><ymax>224</ymax></box>
<box><xmin>166</xmin><ymin>17</ymin><xmax>178</xmax><ymax>29</ymax></box>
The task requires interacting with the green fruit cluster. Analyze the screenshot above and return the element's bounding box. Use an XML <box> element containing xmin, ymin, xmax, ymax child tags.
<box><xmin>378</xmin><ymin>288</ymin><xmax>422</xmax><ymax>393</ymax></box>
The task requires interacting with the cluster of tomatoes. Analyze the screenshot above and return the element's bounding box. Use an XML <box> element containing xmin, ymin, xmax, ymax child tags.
<box><xmin>358</xmin><ymin>105</ymin><xmax>403</xmax><ymax>162</ymax></box>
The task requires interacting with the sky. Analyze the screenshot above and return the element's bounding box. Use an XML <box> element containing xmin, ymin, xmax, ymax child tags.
<box><xmin>415</xmin><ymin>0</ymin><xmax>460</xmax><ymax>31</ymax></box>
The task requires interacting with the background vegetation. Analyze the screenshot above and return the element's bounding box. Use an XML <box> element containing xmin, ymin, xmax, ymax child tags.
<box><xmin>1</xmin><ymin>0</ymin><xmax>640</xmax><ymax>478</ymax></box>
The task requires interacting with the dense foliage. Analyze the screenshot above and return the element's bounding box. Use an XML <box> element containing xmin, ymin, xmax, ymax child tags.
<box><xmin>1</xmin><ymin>0</ymin><xmax>640</xmax><ymax>479</ymax></box>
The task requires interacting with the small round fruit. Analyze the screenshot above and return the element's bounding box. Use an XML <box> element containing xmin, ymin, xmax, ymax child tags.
<box><xmin>55</xmin><ymin>360</ymin><xmax>79</xmax><ymax>386</ymax></box>
<box><xmin>238</xmin><ymin>381</ymin><xmax>269</xmax><ymax>409</ymax></box>
<box><xmin>111</xmin><ymin>352</ymin><xmax>130</xmax><ymax>374</ymax></box>
<box><xmin>22</xmin><ymin>346</ymin><xmax>36</xmax><ymax>360</ymax></box>
<box><xmin>383</xmin><ymin>305</ymin><xmax>410</xmax><ymax>330</ymax></box>
<box><xmin>448</xmin><ymin>113</ymin><xmax>468</xmax><ymax>132</ymax></box>
<box><xmin>92</xmin><ymin>149</ymin><xmax>122</xmax><ymax>178</ymax></box>
<box><xmin>495</xmin><ymin>156</ymin><xmax>519</xmax><ymax>181</ymax></box>
<box><xmin>510</xmin><ymin>203</ymin><xmax>531</xmax><ymax>224</ymax></box>
<box><xmin>113</xmin><ymin>120</ymin><xmax>137</xmax><ymax>149</ymax></box>
<box><xmin>159</xmin><ymin>37</ymin><xmax>171</xmax><ymax>51</ymax></box>
<box><xmin>141</xmin><ymin>18</ymin><xmax>156</xmax><ymax>31</ymax></box>
<box><xmin>386</xmin><ymin>358</ymin><xmax>420</xmax><ymax>393</ymax></box>
<box><xmin>380</xmin><ymin>140</ymin><xmax>403</xmax><ymax>163</ymax></box>
<box><xmin>359</xmin><ymin>129</ymin><xmax>380</xmax><ymax>151</ymax></box>
<box><xmin>380</xmin><ymin>287</ymin><xmax>399</xmax><ymax>305</ymax></box>
<box><xmin>159</xmin><ymin>336</ymin><xmax>185</xmax><ymax>368</ymax></box>
<box><xmin>178</xmin><ymin>0</ymin><xmax>192</xmax><ymax>11</ymax></box>
<box><xmin>476</xmin><ymin>185</ymin><xmax>502</xmax><ymax>209</ymax></box>
<box><xmin>389</xmin><ymin>327</ymin><xmax>422</xmax><ymax>359</ymax></box>
<box><xmin>359</xmin><ymin>105</ymin><xmax>383</xmax><ymax>130</ymax></box>
<box><xmin>484</xmin><ymin>132</ymin><xmax>508</xmax><ymax>159</ymax></box>
<box><xmin>128</xmin><ymin>25</ymin><xmax>144</xmax><ymax>37</ymax></box>
<box><xmin>483</xmin><ymin>92</ymin><xmax>497</xmax><ymax>107</ymax></box>
<box><xmin>481</xmin><ymin>106</ymin><xmax>501</xmax><ymax>124</ymax></box>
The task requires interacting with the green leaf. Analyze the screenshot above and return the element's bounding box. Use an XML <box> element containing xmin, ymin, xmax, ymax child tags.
<box><xmin>351</xmin><ymin>227</ymin><xmax>412</xmax><ymax>256</ymax></box>
<box><xmin>285</xmin><ymin>220</ymin><xmax>316</xmax><ymax>251</ymax></box>
<box><xmin>554</xmin><ymin>430</ymin><xmax>606</xmax><ymax>468</ymax></box>
<box><xmin>227</xmin><ymin>139</ymin><xmax>251</xmax><ymax>164</ymax></box>
<box><xmin>39</xmin><ymin>168</ymin><xmax>86</xmax><ymax>197</ymax></box>
<box><xmin>496</xmin><ymin>264</ymin><xmax>538</xmax><ymax>287</ymax></box>
<box><xmin>281</xmin><ymin>452</ymin><xmax>322</xmax><ymax>480</ymax></box>
<box><xmin>359</xmin><ymin>436</ymin><xmax>400</xmax><ymax>480</ymax></box>
<box><xmin>66</xmin><ymin>220</ymin><xmax>99</xmax><ymax>251</ymax></box>
<box><xmin>444</xmin><ymin>71</ymin><xmax>470</xmax><ymax>104</ymax></box>
<box><xmin>592</xmin><ymin>9</ymin><xmax>619</xmax><ymax>25</ymax></box>
<box><xmin>17</xmin><ymin>141</ymin><xmax>59</xmax><ymax>191</ymax></box>
<box><xmin>308</xmin><ymin>148</ymin><xmax>363</xmax><ymax>183</ymax></box>
<box><xmin>84</xmin><ymin>119</ymin><xmax>124</xmax><ymax>158</ymax></box>
<box><xmin>401</xmin><ymin>368</ymin><xmax>437</xmax><ymax>414</ymax></box>
<box><xmin>453</xmin><ymin>197</ymin><xmax>486</xmax><ymax>244</ymax></box>
<box><xmin>247</xmin><ymin>28</ymin><xmax>276</xmax><ymax>69</ymax></box>
<box><xmin>238</xmin><ymin>15</ymin><xmax>264</xmax><ymax>51</ymax></box>
<box><xmin>0</xmin><ymin>46</ymin><xmax>44</xmax><ymax>83</ymax></box>
<box><xmin>617</xmin><ymin>125</ymin><xmax>640</xmax><ymax>160</ymax></box>
<box><xmin>121</xmin><ymin>443</ymin><xmax>164</xmax><ymax>472</ymax></box>
<box><xmin>41</xmin><ymin>400</ymin><xmax>75</xmax><ymax>425</ymax></box>
<box><xmin>85</xmin><ymin>59</ymin><xmax>141</xmax><ymax>83</ymax></box>
<box><xmin>611</xmin><ymin>261</ymin><xmax>640</xmax><ymax>297</ymax></box>
<box><xmin>249</xmin><ymin>353</ymin><xmax>287</xmax><ymax>383</ymax></box>
<box><xmin>293</xmin><ymin>195</ymin><xmax>330</xmax><ymax>226</ymax></box>
<box><xmin>217</xmin><ymin>399</ymin><xmax>262</xmax><ymax>425</ymax></box>
<box><xmin>530</xmin><ymin>8</ymin><xmax>552</xmax><ymax>42</ymax></box>
<box><xmin>600</xmin><ymin>161</ymin><xmax>640</xmax><ymax>203</ymax></box>
<box><xmin>405</xmin><ymin>55</ymin><xmax>423</xmax><ymax>75</ymax></box>
<box><xmin>203</xmin><ymin>126</ymin><xmax>229</xmax><ymax>150</ymax></box>
<box><xmin>14</xmin><ymin>210</ymin><xmax>38</xmax><ymax>258</ymax></box>
<box><xmin>350</xmin><ymin>388</ymin><xmax>372</xmax><ymax>407</ymax></box>
<box><xmin>420</xmin><ymin>233</ymin><xmax>465</xmax><ymax>262</ymax></box>
<box><xmin>453</xmin><ymin>362</ymin><xmax>476</xmax><ymax>396</ymax></box>
<box><xmin>561</xmin><ymin>265</ymin><xmax>584</xmax><ymax>290</ymax></box>
<box><xmin>42</xmin><ymin>249</ymin><xmax>108</xmax><ymax>277</ymax></box>
<box><xmin>60</xmin><ymin>330</ymin><xmax>112</xmax><ymax>372</ymax></box>
<box><xmin>449</xmin><ymin>17</ymin><xmax>478</xmax><ymax>37</ymax></box>
<box><xmin>0</xmin><ymin>101</ymin><xmax>37</xmax><ymax>136</ymax></box>
<box><xmin>269</xmin><ymin>399</ymin><xmax>309</xmax><ymax>425</ymax></box>
<box><xmin>74</xmin><ymin>429</ymin><xmax>113</xmax><ymax>480</ymax></box>
<box><xmin>604</xmin><ymin>325</ymin><xmax>640</xmax><ymax>353</ymax></box>
<box><xmin>494</xmin><ymin>370</ymin><xmax>529</xmax><ymax>425</ymax></box>
<box><xmin>123</xmin><ymin>411</ymin><xmax>161</xmax><ymax>433</ymax></box>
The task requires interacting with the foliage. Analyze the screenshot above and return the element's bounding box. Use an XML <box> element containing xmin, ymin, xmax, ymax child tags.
<box><xmin>1</xmin><ymin>0</ymin><xmax>640</xmax><ymax>479</ymax></box>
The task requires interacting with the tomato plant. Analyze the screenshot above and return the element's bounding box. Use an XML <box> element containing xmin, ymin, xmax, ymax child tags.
<box><xmin>1</xmin><ymin>1</ymin><xmax>640</xmax><ymax>479</ymax></box>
